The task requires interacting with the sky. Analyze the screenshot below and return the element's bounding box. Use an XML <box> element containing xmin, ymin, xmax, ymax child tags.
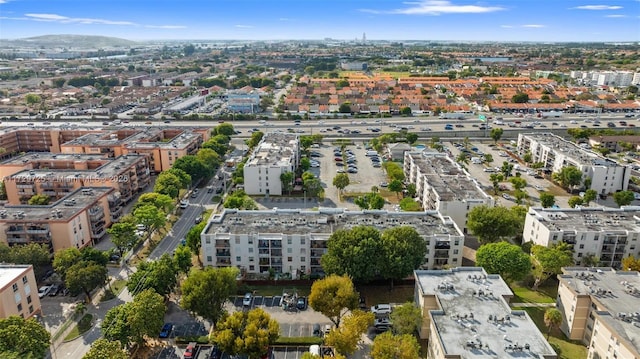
<box><xmin>0</xmin><ymin>0</ymin><xmax>639</xmax><ymax>42</ymax></box>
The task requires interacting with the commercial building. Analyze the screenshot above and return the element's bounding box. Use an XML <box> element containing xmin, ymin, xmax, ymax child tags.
<box><xmin>227</xmin><ymin>92</ymin><xmax>260</xmax><ymax>113</ymax></box>
<box><xmin>414</xmin><ymin>267</ymin><xmax>557</xmax><ymax>358</ymax></box>
<box><xmin>201</xmin><ymin>208</ymin><xmax>464</xmax><ymax>276</ymax></box>
<box><xmin>2</xmin><ymin>153</ymin><xmax>150</xmax><ymax>205</ymax></box>
<box><xmin>556</xmin><ymin>267</ymin><xmax>640</xmax><ymax>359</ymax></box>
<box><xmin>517</xmin><ymin>133</ymin><xmax>631</xmax><ymax>195</ymax></box>
<box><xmin>243</xmin><ymin>132</ymin><xmax>300</xmax><ymax>196</ymax></box>
<box><xmin>523</xmin><ymin>206</ymin><xmax>640</xmax><ymax>268</ymax></box>
<box><xmin>404</xmin><ymin>151</ymin><xmax>494</xmax><ymax>233</ymax></box>
<box><xmin>0</xmin><ymin>187</ymin><xmax>119</xmax><ymax>252</ymax></box>
<box><xmin>0</xmin><ymin>265</ymin><xmax>41</xmax><ymax>319</ymax></box>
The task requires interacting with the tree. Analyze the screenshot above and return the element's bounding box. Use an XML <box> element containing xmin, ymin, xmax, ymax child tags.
<box><xmin>467</xmin><ymin>206</ymin><xmax>523</xmax><ymax>244</ymax></box>
<box><xmin>173</xmin><ymin>155</ymin><xmax>210</xmax><ymax>184</ymax></box>
<box><xmin>0</xmin><ymin>316</ymin><xmax>50</xmax><ymax>358</ymax></box>
<box><xmin>127</xmin><ymin>289</ymin><xmax>165</xmax><ymax>345</ymax></box>
<box><xmin>53</xmin><ymin>247</ymin><xmax>82</xmax><ymax>279</ymax></box>
<box><xmin>173</xmin><ymin>245</ymin><xmax>192</xmax><ymax>274</ymax></box>
<box><xmin>25</xmin><ymin>93</ymin><xmax>41</xmax><ymax>105</ymax></box>
<box><xmin>501</xmin><ymin>161</ymin><xmax>514</xmax><ymax>179</ymax></box>
<box><xmin>371</xmin><ymin>332</ymin><xmax>420</xmax><ymax>359</ymax></box>
<box><xmin>388</xmin><ymin>180</ymin><xmax>403</xmax><ymax>198</ymax></box>
<box><xmin>614</xmin><ymin>190</ymin><xmax>635</xmax><ymax>207</ymax></box>
<box><xmin>107</xmin><ymin>222</ymin><xmax>138</xmax><ymax>257</ymax></box>
<box><xmin>544</xmin><ymin>308</ymin><xmax>562</xmax><ymax>339</ymax></box>
<box><xmin>406</xmin><ymin>183</ymin><xmax>416</xmax><ymax>198</ymax></box>
<box><xmin>489</xmin><ymin>173</ymin><xmax>504</xmax><ymax>195</ymax></box>
<box><xmin>511</xmin><ymin>92</ymin><xmax>529</xmax><ymax>103</ymax></box>
<box><xmin>333</xmin><ymin>173</ymin><xmax>350</xmax><ymax>195</ymax></box>
<box><xmin>197</xmin><ymin>148</ymin><xmax>221</xmax><ymax>171</ymax></box>
<box><xmin>325</xmin><ymin>310</ymin><xmax>374</xmax><ymax>356</ymax></box>
<box><xmin>540</xmin><ymin>192</ymin><xmax>556</xmax><ymax>208</ymax></box>
<box><xmin>136</xmin><ymin>193</ymin><xmax>174</xmax><ymax>213</ymax></box>
<box><xmin>27</xmin><ymin>194</ymin><xmax>50</xmax><ymax>205</ymax></box>
<box><xmin>399</xmin><ymin>106</ymin><xmax>412</xmax><ymax>116</ymax></box>
<box><xmin>185</xmin><ymin>221</ymin><xmax>206</xmax><ymax>256</ymax></box>
<box><xmin>0</xmin><ymin>243</ymin><xmax>51</xmax><ymax>278</ymax></box>
<box><xmin>389</xmin><ymin>302</ymin><xmax>422</xmax><ymax>335</ymax></box>
<box><xmin>483</xmin><ymin>153</ymin><xmax>493</xmax><ymax>164</ymax></box>
<box><xmin>405</xmin><ymin>132</ymin><xmax>418</xmax><ymax>144</ymax></box>
<box><xmin>582</xmin><ymin>189</ymin><xmax>597</xmax><ymax>206</ymax></box>
<box><xmin>510</xmin><ymin>176</ymin><xmax>527</xmax><ymax>191</ymax></box>
<box><xmin>183</xmin><ymin>44</ymin><xmax>196</xmax><ymax>56</ymax></box>
<box><xmin>490</xmin><ymin>128</ymin><xmax>504</xmax><ymax>143</ymax></box>
<box><xmin>214</xmin><ymin>123</ymin><xmax>235</xmax><ymax>137</ymax></box>
<box><xmin>338</xmin><ymin>102</ymin><xmax>351</xmax><ymax>113</ymax></box>
<box><xmin>568</xmin><ymin>196</ymin><xmax>583</xmax><ymax>208</ymax></box>
<box><xmin>354</xmin><ymin>192</ymin><xmax>385</xmax><ymax>210</ymax></box>
<box><xmin>308</xmin><ymin>275</ymin><xmax>359</xmax><ymax>327</ymax></box>
<box><xmin>399</xmin><ymin>197</ymin><xmax>421</xmax><ymax>211</ymax></box>
<box><xmin>300</xmin><ymin>157</ymin><xmax>311</xmax><ymax>171</ymax></box>
<box><xmin>165</xmin><ymin>168</ymin><xmax>192</xmax><ymax>189</ymax></box>
<box><xmin>83</xmin><ymin>339</ymin><xmax>129</xmax><ymax>359</ymax></box>
<box><xmin>102</xmin><ymin>305</ymin><xmax>131</xmax><ymax>345</ymax></box>
<box><xmin>126</xmin><ymin>254</ymin><xmax>178</xmax><ymax>297</ymax></box>
<box><xmin>181</xmin><ymin>266</ymin><xmax>238</xmax><ymax>323</ymax></box>
<box><xmin>322</xmin><ymin>226</ymin><xmax>382</xmax><ymax>282</ymax></box>
<box><xmin>65</xmin><ymin>261</ymin><xmax>108</xmax><ymax>302</ymax></box>
<box><xmin>622</xmin><ymin>255</ymin><xmax>640</xmax><ymax>271</ymax></box>
<box><xmin>531</xmin><ymin>244</ymin><xmax>574</xmax><ymax>290</ymax></box>
<box><xmin>476</xmin><ymin>242</ymin><xmax>531</xmax><ymax>282</ymax></box>
<box><xmin>133</xmin><ymin>204</ymin><xmax>166</xmax><ymax>236</ymax></box>
<box><xmin>246</xmin><ymin>131</ymin><xmax>264</xmax><ymax>149</ymax></box>
<box><xmin>380</xmin><ymin>227</ymin><xmax>426</xmax><ymax>285</ymax></box>
<box><xmin>300</xmin><ymin>136</ymin><xmax>314</xmax><ymax>149</ymax></box>
<box><xmin>280</xmin><ymin>171</ymin><xmax>294</xmax><ymax>195</ymax></box>
<box><xmin>552</xmin><ymin>166</ymin><xmax>582</xmax><ymax>192</ymax></box>
<box><xmin>523</xmin><ymin>151</ymin><xmax>532</xmax><ymax>164</ymax></box>
<box><xmin>154</xmin><ymin>172</ymin><xmax>182</xmax><ymax>198</ymax></box>
<box><xmin>213</xmin><ymin>308</ymin><xmax>279</xmax><ymax>359</ymax></box>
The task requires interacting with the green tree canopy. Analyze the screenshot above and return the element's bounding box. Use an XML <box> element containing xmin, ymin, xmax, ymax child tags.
<box><xmin>133</xmin><ymin>204</ymin><xmax>166</xmax><ymax>235</ymax></box>
<box><xmin>173</xmin><ymin>155</ymin><xmax>211</xmax><ymax>184</ymax></box>
<box><xmin>321</xmin><ymin>226</ymin><xmax>382</xmax><ymax>282</ymax></box>
<box><xmin>399</xmin><ymin>197</ymin><xmax>421</xmax><ymax>211</ymax></box>
<box><xmin>308</xmin><ymin>275</ymin><xmax>359</xmax><ymax>327</ymax></box>
<box><xmin>511</xmin><ymin>92</ymin><xmax>529</xmax><ymax>103</ymax></box>
<box><xmin>467</xmin><ymin>206</ymin><xmax>523</xmax><ymax>244</ymax></box>
<box><xmin>614</xmin><ymin>190</ymin><xmax>635</xmax><ymax>207</ymax></box>
<box><xmin>490</xmin><ymin>128</ymin><xmax>504</xmax><ymax>143</ymax></box>
<box><xmin>102</xmin><ymin>289</ymin><xmax>165</xmax><ymax>346</ymax></box>
<box><xmin>65</xmin><ymin>261</ymin><xmax>108</xmax><ymax>302</ymax></box>
<box><xmin>476</xmin><ymin>242</ymin><xmax>531</xmax><ymax>282</ymax></box>
<box><xmin>126</xmin><ymin>254</ymin><xmax>178</xmax><ymax>297</ymax></box>
<box><xmin>181</xmin><ymin>266</ymin><xmax>238</xmax><ymax>323</ymax></box>
<box><xmin>185</xmin><ymin>221</ymin><xmax>206</xmax><ymax>256</ymax></box>
<box><xmin>354</xmin><ymin>192</ymin><xmax>385</xmax><ymax>210</ymax></box>
<box><xmin>371</xmin><ymin>332</ymin><xmax>420</xmax><ymax>359</ymax></box>
<box><xmin>154</xmin><ymin>172</ymin><xmax>182</xmax><ymax>198</ymax></box>
<box><xmin>0</xmin><ymin>316</ymin><xmax>50</xmax><ymax>358</ymax></box>
<box><xmin>83</xmin><ymin>339</ymin><xmax>129</xmax><ymax>359</ymax></box>
<box><xmin>544</xmin><ymin>308</ymin><xmax>562</xmax><ymax>339</ymax></box>
<box><xmin>135</xmin><ymin>193</ymin><xmax>174</xmax><ymax>213</ymax></box>
<box><xmin>380</xmin><ymin>227</ymin><xmax>426</xmax><ymax>284</ymax></box>
<box><xmin>213</xmin><ymin>308</ymin><xmax>279</xmax><ymax>359</ymax></box>
<box><xmin>0</xmin><ymin>243</ymin><xmax>51</xmax><ymax>278</ymax></box>
<box><xmin>531</xmin><ymin>244</ymin><xmax>574</xmax><ymax>290</ymax></box>
<box><xmin>622</xmin><ymin>255</ymin><xmax>640</xmax><ymax>271</ymax></box>
<box><xmin>333</xmin><ymin>173</ymin><xmax>350</xmax><ymax>193</ymax></box>
<box><xmin>325</xmin><ymin>310</ymin><xmax>374</xmax><ymax>356</ymax></box>
<box><xmin>107</xmin><ymin>222</ymin><xmax>138</xmax><ymax>257</ymax></box>
<box><xmin>389</xmin><ymin>302</ymin><xmax>422</xmax><ymax>335</ymax></box>
<box><xmin>27</xmin><ymin>194</ymin><xmax>50</xmax><ymax>205</ymax></box>
<box><xmin>540</xmin><ymin>192</ymin><xmax>556</xmax><ymax>208</ymax></box>
<box><xmin>552</xmin><ymin>166</ymin><xmax>583</xmax><ymax>192</ymax></box>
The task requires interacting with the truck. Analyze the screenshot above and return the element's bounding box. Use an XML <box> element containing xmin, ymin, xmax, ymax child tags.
<box><xmin>540</xmin><ymin>111</ymin><xmax>563</xmax><ymax>118</ymax></box>
<box><xmin>439</xmin><ymin>112</ymin><xmax>467</xmax><ymax>120</ymax></box>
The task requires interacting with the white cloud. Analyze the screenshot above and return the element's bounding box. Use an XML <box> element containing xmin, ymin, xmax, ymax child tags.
<box><xmin>605</xmin><ymin>14</ymin><xmax>627</xmax><ymax>17</ymax></box>
<box><xmin>11</xmin><ymin>13</ymin><xmax>185</xmax><ymax>29</ymax></box>
<box><xmin>573</xmin><ymin>5</ymin><xmax>623</xmax><ymax>10</ymax></box>
<box><xmin>500</xmin><ymin>25</ymin><xmax>514</xmax><ymax>28</ymax></box>
<box><xmin>145</xmin><ymin>25</ymin><xmax>187</xmax><ymax>29</ymax></box>
<box><xmin>522</xmin><ymin>24</ymin><xmax>545</xmax><ymax>28</ymax></box>
<box><xmin>235</xmin><ymin>24</ymin><xmax>254</xmax><ymax>28</ymax></box>
<box><xmin>360</xmin><ymin>0</ymin><xmax>504</xmax><ymax>15</ymax></box>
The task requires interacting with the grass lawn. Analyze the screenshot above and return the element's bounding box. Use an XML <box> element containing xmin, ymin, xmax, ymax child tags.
<box><xmin>357</xmin><ymin>284</ymin><xmax>414</xmax><ymax>307</ymax></box>
<box><xmin>64</xmin><ymin>314</ymin><xmax>93</xmax><ymax>341</ymax></box>
<box><xmin>510</xmin><ymin>282</ymin><xmax>557</xmax><ymax>303</ymax></box>
<box><xmin>515</xmin><ymin>306</ymin><xmax>587</xmax><ymax>359</ymax></box>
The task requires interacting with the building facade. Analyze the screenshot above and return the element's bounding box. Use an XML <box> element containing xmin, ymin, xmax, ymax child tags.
<box><xmin>517</xmin><ymin>133</ymin><xmax>631</xmax><ymax>195</ymax></box>
<box><xmin>201</xmin><ymin>208</ymin><xmax>464</xmax><ymax>276</ymax></box>
<box><xmin>243</xmin><ymin>133</ymin><xmax>300</xmax><ymax>196</ymax></box>
<box><xmin>556</xmin><ymin>267</ymin><xmax>640</xmax><ymax>359</ymax></box>
<box><xmin>0</xmin><ymin>265</ymin><xmax>41</xmax><ymax>319</ymax></box>
<box><xmin>404</xmin><ymin>151</ymin><xmax>494</xmax><ymax>234</ymax></box>
<box><xmin>414</xmin><ymin>268</ymin><xmax>557</xmax><ymax>358</ymax></box>
<box><xmin>523</xmin><ymin>207</ymin><xmax>640</xmax><ymax>268</ymax></box>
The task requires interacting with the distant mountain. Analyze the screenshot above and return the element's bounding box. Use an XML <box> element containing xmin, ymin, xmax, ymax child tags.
<box><xmin>0</xmin><ymin>34</ymin><xmax>137</xmax><ymax>49</ymax></box>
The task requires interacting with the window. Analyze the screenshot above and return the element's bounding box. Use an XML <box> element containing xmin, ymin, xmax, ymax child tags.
<box><xmin>248</xmin><ymin>247</ymin><xmax>254</xmax><ymax>253</ymax></box>
<box><xmin>301</xmin><ymin>257</ymin><xmax>306</xmax><ymax>262</ymax></box>
<box><xmin>22</xmin><ymin>276</ymin><xmax>27</xmax><ymax>284</ymax></box>
<box><xmin>28</xmin><ymin>305</ymin><xmax>33</xmax><ymax>314</ymax></box>
<box><xmin>301</xmin><ymin>266</ymin><xmax>306</xmax><ymax>272</ymax></box>
<box><xmin>26</xmin><ymin>296</ymin><xmax>31</xmax><ymax>304</ymax></box>
<box><xmin>579</xmin><ymin>244</ymin><xmax>584</xmax><ymax>249</ymax></box>
<box><xmin>12</xmin><ymin>283</ymin><xmax>18</xmax><ymax>292</ymax></box>
<box><xmin>206</xmin><ymin>256</ymin><xmax>212</xmax><ymax>262</ymax></box>
<box><xmin>205</xmin><ymin>238</ymin><xmax>211</xmax><ymax>244</ymax></box>
<box><xmin>249</xmin><ymin>265</ymin><xmax>255</xmax><ymax>271</ymax></box>
<box><xmin>17</xmin><ymin>303</ymin><xmax>22</xmax><ymax>312</ymax></box>
<box><xmin>287</xmin><ymin>248</ymin><xmax>292</xmax><ymax>253</ymax></box>
<box><xmin>235</xmin><ymin>238</ymin><xmax>240</xmax><ymax>244</ymax></box>
<box><xmin>249</xmin><ymin>257</ymin><xmax>254</xmax><ymax>262</ymax></box>
<box><xmin>454</xmin><ymin>240</ymin><xmax>459</xmax><ymax>246</ymax></box>
<box><xmin>287</xmin><ymin>238</ymin><xmax>292</xmax><ymax>245</ymax></box>
<box><xmin>300</xmin><ymin>238</ymin><xmax>306</xmax><ymax>245</ymax></box>
<box><xmin>236</xmin><ymin>256</ymin><xmax>241</xmax><ymax>262</ymax></box>
<box><xmin>453</xmin><ymin>258</ymin><xmax>458</xmax><ymax>262</ymax></box>
<box><xmin>288</xmin><ymin>257</ymin><xmax>293</xmax><ymax>262</ymax></box>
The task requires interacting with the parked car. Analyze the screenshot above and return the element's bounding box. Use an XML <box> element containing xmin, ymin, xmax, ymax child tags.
<box><xmin>195</xmin><ymin>216</ymin><xmax>203</xmax><ymax>224</ymax></box>
<box><xmin>296</xmin><ymin>297</ymin><xmax>307</xmax><ymax>310</ymax></box>
<box><xmin>313</xmin><ymin>323</ymin><xmax>322</xmax><ymax>337</ymax></box>
<box><xmin>183</xmin><ymin>342</ymin><xmax>197</xmax><ymax>358</ymax></box>
<box><xmin>48</xmin><ymin>284</ymin><xmax>60</xmax><ymax>297</ymax></box>
<box><xmin>38</xmin><ymin>286</ymin><xmax>51</xmax><ymax>298</ymax></box>
<box><xmin>210</xmin><ymin>345</ymin><xmax>222</xmax><ymax>359</ymax></box>
<box><xmin>371</xmin><ymin>304</ymin><xmax>392</xmax><ymax>316</ymax></box>
<box><xmin>159</xmin><ymin>323</ymin><xmax>173</xmax><ymax>338</ymax></box>
<box><xmin>243</xmin><ymin>292</ymin><xmax>253</xmax><ymax>306</ymax></box>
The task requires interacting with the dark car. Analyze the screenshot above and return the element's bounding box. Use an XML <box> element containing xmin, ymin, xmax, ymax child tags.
<box><xmin>296</xmin><ymin>297</ymin><xmax>307</xmax><ymax>310</ymax></box>
<box><xmin>159</xmin><ymin>323</ymin><xmax>173</xmax><ymax>338</ymax></box>
<box><xmin>49</xmin><ymin>284</ymin><xmax>60</xmax><ymax>296</ymax></box>
<box><xmin>313</xmin><ymin>323</ymin><xmax>322</xmax><ymax>337</ymax></box>
<box><xmin>195</xmin><ymin>216</ymin><xmax>203</xmax><ymax>224</ymax></box>
<box><xmin>210</xmin><ymin>345</ymin><xmax>222</xmax><ymax>359</ymax></box>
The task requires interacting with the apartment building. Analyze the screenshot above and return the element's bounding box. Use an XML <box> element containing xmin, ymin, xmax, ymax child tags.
<box><xmin>523</xmin><ymin>207</ymin><xmax>640</xmax><ymax>268</ymax></box>
<box><xmin>3</xmin><ymin>153</ymin><xmax>150</xmax><ymax>205</ymax></box>
<box><xmin>556</xmin><ymin>267</ymin><xmax>640</xmax><ymax>359</ymax></box>
<box><xmin>414</xmin><ymin>267</ymin><xmax>557</xmax><ymax>359</ymax></box>
<box><xmin>517</xmin><ymin>133</ymin><xmax>631</xmax><ymax>195</ymax></box>
<box><xmin>404</xmin><ymin>151</ymin><xmax>494</xmax><ymax>234</ymax></box>
<box><xmin>0</xmin><ymin>265</ymin><xmax>41</xmax><ymax>319</ymax></box>
<box><xmin>201</xmin><ymin>208</ymin><xmax>464</xmax><ymax>276</ymax></box>
<box><xmin>0</xmin><ymin>126</ymin><xmax>100</xmax><ymax>156</ymax></box>
<box><xmin>0</xmin><ymin>187</ymin><xmax>119</xmax><ymax>252</ymax></box>
<box><xmin>243</xmin><ymin>132</ymin><xmax>300</xmax><ymax>196</ymax></box>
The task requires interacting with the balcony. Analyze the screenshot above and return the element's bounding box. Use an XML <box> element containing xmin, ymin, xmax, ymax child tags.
<box><xmin>259</xmin><ymin>258</ymin><xmax>270</xmax><ymax>265</ymax></box>
<box><xmin>7</xmin><ymin>237</ymin><xmax>29</xmax><ymax>244</ymax></box>
<box><xmin>91</xmin><ymin>227</ymin><xmax>106</xmax><ymax>238</ymax></box>
<box><xmin>434</xmin><ymin>249</ymin><xmax>450</xmax><ymax>258</ymax></box>
<box><xmin>6</xmin><ymin>226</ymin><xmax>25</xmax><ymax>234</ymax></box>
<box><xmin>217</xmin><ymin>258</ymin><xmax>231</xmax><ymax>265</ymax></box>
<box><xmin>270</xmin><ymin>240</ymin><xmax>282</xmax><ymax>248</ymax></box>
<box><xmin>216</xmin><ymin>250</ymin><xmax>231</xmax><ymax>257</ymax></box>
<box><xmin>26</xmin><ymin>227</ymin><xmax>49</xmax><ymax>234</ymax></box>
<box><xmin>435</xmin><ymin>241</ymin><xmax>451</xmax><ymax>250</ymax></box>
<box><xmin>215</xmin><ymin>240</ymin><xmax>230</xmax><ymax>248</ymax></box>
<box><xmin>258</xmin><ymin>240</ymin><xmax>270</xmax><ymax>248</ymax></box>
<box><xmin>271</xmin><ymin>249</ymin><xmax>282</xmax><ymax>257</ymax></box>
<box><xmin>310</xmin><ymin>249</ymin><xmax>326</xmax><ymax>258</ymax></box>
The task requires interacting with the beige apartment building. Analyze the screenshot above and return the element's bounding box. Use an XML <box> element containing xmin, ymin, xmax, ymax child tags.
<box><xmin>557</xmin><ymin>267</ymin><xmax>640</xmax><ymax>359</ymax></box>
<box><xmin>0</xmin><ymin>265</ymin><xmax>41</xmax><ymax>319</ymax></box>
<box><xmin>2</xmin><ymin>153</ymin><xmax>150</xmax><ymax>205</ymax></box>
<box><xmin>415</xmin><ymin>267</ymin><xmax>557</xmax><ymax>359</ymax></box>
<box><xmin>0</xmin><ymin>187</ymin><xmax>119</xmax><ymax>252</ymax></box>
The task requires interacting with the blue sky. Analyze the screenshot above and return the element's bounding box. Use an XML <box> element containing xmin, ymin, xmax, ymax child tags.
<box><xmin>0</xmin><ymin>0</ymin><xmax>638</xmax><ymax>42</ymax></box>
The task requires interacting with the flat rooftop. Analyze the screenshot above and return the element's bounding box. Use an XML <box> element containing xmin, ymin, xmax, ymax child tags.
<box><xmin>245</xmin><ymin>132</ymin><xmax>298</xmax><ymax>167</ymax></box>
<box><xmin>559</xmin><ymin>267</ymin><xmax>640</xmax><ymax>353</ymax></box>
<box><xmin>0</xmin><ymin>187</ymin><xmax>114</xmax><ymax>222</ymax></box>
<box><xmin>416</xmin><ymin>268</ymin><xmax>557</xmax><ymax>358</ymax></box>
<box><xmin>1</xmin><ymin>152</ymin><xmax>109</xmax><ymax>166</ymax></box>
<box><xmin>204</xmin><ymin>208</ymin><xmax>462</xmax><ymax>237</ymax></box>
<box><xmin>520</xmin><ymin>133</ymin><xmax>621</xmax><ymax>168</ymax></box>
<box><xmin>0</xmin><ymin>265</ymin><xmax>31</xmax><ymax>292</ymax></box>
<box><xmin>8</xmin><ymin>154</ymin><xmax>146</xmax><ymax>182</ymax></box>
<box><xmin>407</xmin><ymin>152</ymin><xmax>489</xmax><ymax>202</ymax></box>
<box><xmin>528</xmin><ymin>206</ymin><xmax>640</xmax><ymax>233</ymax></box>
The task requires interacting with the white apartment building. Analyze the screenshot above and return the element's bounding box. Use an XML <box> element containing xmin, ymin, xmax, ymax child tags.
<box><xmin>200</xmin><ymin>208</ymin><xmax>465</xmax><ymax>276</ymax></box>
<box><xmin>557</xmin><ymin>267</ymin><xmax>640</xmax><ymax>359</ymax></box>
<box><xmin>404</xmin><ymin>151</ymin><xmax>494</xmax><ymax>234</ymax></box>
<box><xmin>415</xmin><ymin>267</ymin><xmax>557</xmax><ymax>358</ymax></box>
<box><xmin>523</xmin><ymin>207</ymin><xmax>640</xmax><ymax>268</ymax></box>
<box><xmin>569</xmin><ymin>70</ymin><xmax>638</xmax><ymax>87</ymax></box>
<box><xmin>517</xmin><ymin>133</ymin><xmax>631</xmax><ymax>195</ymax></box>
<box><xmin>243</xmin><ymin>132</ymin><xmax>300</xmax><ymax>196</ymax></box>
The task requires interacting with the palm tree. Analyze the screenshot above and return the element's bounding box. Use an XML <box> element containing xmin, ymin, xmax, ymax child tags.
<box><xmin>544</xmin><ymin>308</ymin><xmax>562</xmax><ymax>339</ymax></box>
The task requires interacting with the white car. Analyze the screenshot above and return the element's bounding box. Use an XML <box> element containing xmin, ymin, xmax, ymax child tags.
<box><xmin>371</xmin><ymin>304</ymin><xmax>392</xmax><ymax>316</ymax></box>
<box><xmin>38</xmin><ymin>286</ymin><xmax>52</xmax><ymax>299</ymax></box>
<box><xmin>534</xmin><ymin>185</ymin><xmax>545</xmax><ymax>191</ymax></box>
